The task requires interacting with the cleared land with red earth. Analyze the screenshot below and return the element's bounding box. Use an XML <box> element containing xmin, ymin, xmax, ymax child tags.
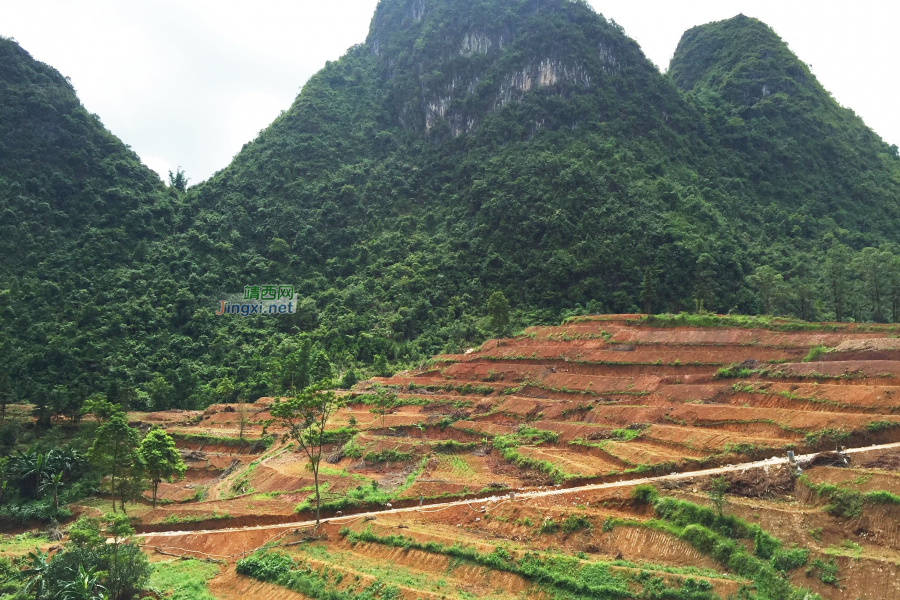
<box><xmin>88</xmin><ymin>316</ymin><xmax>900</xmax><ymax>597</ymax></box>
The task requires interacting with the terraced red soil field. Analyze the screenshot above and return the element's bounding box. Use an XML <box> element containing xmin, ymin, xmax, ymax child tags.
<box><xmin>126</xmin><ymin>315</ymin><xmax>900</xmax><ymax>598</ymax></box>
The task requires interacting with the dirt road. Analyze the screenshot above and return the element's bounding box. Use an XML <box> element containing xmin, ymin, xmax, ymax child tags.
<box><xmin>137</xmin><ymin>440</ymin><xmax>900</xmax><ymax>541</ymax></box>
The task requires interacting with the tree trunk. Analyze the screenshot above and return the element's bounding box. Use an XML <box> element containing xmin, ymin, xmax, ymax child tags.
<box><xmin>314</xmin><ymin>465</ymin><xmax>321</xmax><ymax>526</ymax></box>
<box><xmin>111</xmin><ymin>442</ymin><xmax>119</xmax><ymax>513</ymax></box>
<box><xmin>152</xmin><ymin>478</ymin><xmax>158</xmax><ymax>508</ymax></box>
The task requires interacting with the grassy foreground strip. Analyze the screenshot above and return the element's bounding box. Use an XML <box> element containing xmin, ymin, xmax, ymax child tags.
<box><xmin>149</xmin><ymin>559</ymin><xmax>220</xmax><ymax>600</ymax></box>
<box><xmin>237</xmin><ymin>551</ymin><xmax>402</xmax><ymax>599</ymax></box>
<box><xmin>340</xmin><ymin>527</ymin><xmax>717</xmax><ymax>599</ymax></box>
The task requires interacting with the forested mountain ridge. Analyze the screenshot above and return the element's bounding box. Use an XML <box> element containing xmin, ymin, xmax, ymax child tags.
<box><xmin>669</xmin><ymin>14</ymin><xmax>900</xmax><ymax>244</ymax></box>
<box><xmin>1</xmin><ymin>0</ymin><xmax>900</xmax><ymax>415</ymax></box>
<box><xmin>0</xmin><ymin>36</ymin><xmax>186</xmax><ymax>415</ymax></box>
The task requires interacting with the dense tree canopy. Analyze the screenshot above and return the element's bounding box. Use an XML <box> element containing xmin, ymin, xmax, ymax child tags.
<box><xmin>1</xmin><ymin>1</ymin><xmax>899</xmax><ymax>413</ymax></box>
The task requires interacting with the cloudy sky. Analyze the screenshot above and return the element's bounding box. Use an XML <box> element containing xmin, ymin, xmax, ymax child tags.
<box><xmin>3</xmin><ymin>0</ymin><xmax>897</xmax><ymax>183</ymax></box>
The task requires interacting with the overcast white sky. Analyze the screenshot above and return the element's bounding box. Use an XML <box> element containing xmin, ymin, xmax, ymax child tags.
<box><xmin>2</xmin><ymin>1</ymin><xmax>897</xmax><ymax>183</ymax></box>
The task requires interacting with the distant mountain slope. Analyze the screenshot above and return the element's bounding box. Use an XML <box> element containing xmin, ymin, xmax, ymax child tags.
<box><xmin>2</xmin><ymin>2</ymin><xmax>900</xmax><ymax>412</ymax></box>
<box><xmin>669</xmin><ymin>14</ymin><xmax>900</xmax><ymax>245</ymax></box>
<box><xmin>0</xmin><ymin>38</ymin><xmax>166</xmax><ymax>273</ymax></box>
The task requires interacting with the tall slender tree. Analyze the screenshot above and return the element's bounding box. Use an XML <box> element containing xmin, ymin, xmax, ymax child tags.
<box><xmin>270</xmin><ymin>387</ymin><xmax>343</xmax><ymax>526</ymax></box>
<box><xmin>747</xmin><ymin>265</ymin><xmax>783</xmax><ymax>315</ymax></box>
<box><xmin>823</xmin><ymin>241</ymin><xmax>851</xmax><ymax>321</ymax></box>
<box><xmin>487</xmin><ymin>291</ymin><xmax>510</xmax><ymax>340</ymax></box>
<box><xmin>89</xmin><ymin>414</ymin><xmax>140</xmax><ymax>513</ymax></box>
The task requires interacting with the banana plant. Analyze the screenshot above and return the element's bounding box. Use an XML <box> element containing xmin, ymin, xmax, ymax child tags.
<box><xmin>22</xmin><ymin>548</ymin><xmax>50</xmax><ymax>599</ymax></box>
<box><xmin>60</xmin><ymin>564</ymin><xmax>108</xmax><ymax>600</ymax></box>
<box><xmin>39</xmin><ymin>471</ymin><xmax>65</xmax><ymax>514</ymax></box>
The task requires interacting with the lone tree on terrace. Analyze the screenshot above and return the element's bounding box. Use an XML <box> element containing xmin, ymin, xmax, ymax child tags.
<box><xmin>89</xmin><ymin>413</ymin><xmax>140</xmax><ymax>513</ymax></box>
<box><xmin>707</xmin><ymin>476</ymin><xmax>729</xmax><ymax>517</ymax></box>
<box><xmin>270</xmin><ymin>386</ymin><xmax>343</xmax><ymax>526</ymax></box>
<box><xmin>139</xmin><ymin>428</ymin><xmax>186</xmax><ymax>507</ymax></box>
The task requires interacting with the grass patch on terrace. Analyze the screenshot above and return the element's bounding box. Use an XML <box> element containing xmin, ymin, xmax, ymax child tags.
<box><xmin>149</xmin><ymin>559</ymin><xmax>220</xmax><ymax>600</ymax></box>
<box><xmin>295</xmin><ymin>457</ymin><xmax>429</xmax><ymax>513</ymax></box>
<box><xmin>352</xmin><ymin>390</ymin><xmax>476</xmax><ymax>411</ymax></box>
<box><xmin>405</xmin><ymin>382</ymin><xmax>497</xmax><ymax>395</ymax></box>
<box><xmin>337</xmin><ymin>527</ymin><xmax>722</xmax><ymax>600</ymax></box>
<box><xmin>437</xmin><ymin>455</ymin><xmax>475</xmax><ymax>477</ymax></box>
<box><xmin>0</xmin><ymin>532</ymin><xmax>48</xmax><ymax>554</ymax></box>
<box><xmin>492</xmin><ymin>426</ymin><xmax>571</xmax><ymax>483</ymax></box>
<box><xmin>169</xmin><ymin>431</ymin><xmax>274</xmax><ymax>449</ymax></box>
<box><xmin>799</xmin><ymin>475</ymin><xmax>900</xmax><ymax>518</ymax></box>
<box><xmin>637</xmin><ymin>313</ymin><xmax>847</xmax><ymax>332</ymax></box>
<box><xmin>76</xmin><ymin>496</ymin><xmax>155</xmax><ymax>518</ymax></box>
<box><xmin>296</xmin><ymin>543</ymin><xmax>501</xmax><ymax>599</ymax></box>
<box><xmin>431</xmin><ymin>439</ymin><xmax>479</xmax><ymax>453</ymax></box>
<box><xmin>161</xmin><ymin>511</ymin><xmax>233</xmax><ymax>525</ymax></box>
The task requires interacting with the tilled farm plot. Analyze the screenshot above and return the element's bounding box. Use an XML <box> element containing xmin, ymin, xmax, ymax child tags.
<box><xmin>139</xmin><ymin>452</ymin><xmax>900</xmax><ymax>600</ymax></box>
<box><xmin>124</xmin><ymin>315</ymin><xmax>900</xmax><ymax>599</ymax></box>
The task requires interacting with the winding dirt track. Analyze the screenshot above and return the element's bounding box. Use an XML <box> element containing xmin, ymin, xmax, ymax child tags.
<box><xmin>137</xmin><ymin>440</ymin><xmax>900</xmax><ymax>541</ymax></box>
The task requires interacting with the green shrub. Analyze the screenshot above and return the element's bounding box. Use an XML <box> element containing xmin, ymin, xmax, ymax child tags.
<box><xmin>363</xmin><ymin>449</ymin><xmax>412</xmax><ymax>464</ymax></box>
<box><xmin>772</xmin><ymin>547</ymin><xmax>809</xmax><ymax>571</ymax></box>
<box><xmin>561</xmin><ymin>514</ymin><xmax>592</xmax><ymax>533</ymax></box>
<box><xmin>824</xmin><ymin>488</ymin><xmax>864</xmax><ymax>519</ymax></box>
<box><xmin>809</xmin><ymin>558</ymin><xmax>839</xmax><ymax>584</ymax></box>
<box><xmin>864</xmin><ymin>490</ymin><xmax>900</xmax><ymax>504</ymax></box>
<box><xmin>539</xmin><ymin>518</ymin><xmax>560</xmax><ymax>534</ymax></box>
<box><xmin>865</xmin><ymin>420</ymin><xmax>900</xmax><ymax>433</ymax></box>
<box><xmin>631</xmin><ymin>484</ymin><xmax>659</xmax><ymax>504</ymax></box>
<box><xmin>715</xmin><ymin>365</ymin><xmax>753</xmax><ymax>378</ymax></box>
<box><xmin>804</xmin><ymin>428</ymin><xmax>851</xmax><ymax>447</ymax></box>
<box><xmin>754</xmin><ymin>526</ymin><xmax>781</xmax><ymax>559</ymax></box>
<box><xmin>802</xmin><ymin>346</ymin><xmax>829</xmax><ymax>363</ymax></box>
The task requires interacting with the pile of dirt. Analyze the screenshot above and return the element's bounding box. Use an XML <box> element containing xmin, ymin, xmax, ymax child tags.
<box><xmin>704</xmin><ymin>467</ymin><xmax>795</xmax><ymax>499</ymax></box>
<box><xmin>831</xmin><ymin>338</ymin><xmax>900</xmax><ymax>353</ymax></box>
<box><xmin>861</xmin><ymin>451</ymin><xmax>900</xmax><ymax>471</ymax></box>
<box><xmin>804</xmin><ymin>451</ymin><xmax>850</xmax><ymax>468</ymax></box>
<box><xmin>585</xmin><ymin>428</ymin><xmax>614</xmax><ymax>440</ymax></box>
<box><xmin>820</xmin><ymin>338</ymin><xmax>900</xmax><ymax>362</ymax></box>
<box><xmin>180</xmin><ymin>449</ymin><xmax>206</xmax><ymax>462</ymax></box>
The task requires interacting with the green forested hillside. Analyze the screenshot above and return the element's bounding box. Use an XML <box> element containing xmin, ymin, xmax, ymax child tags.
<box><xmin>2</xmin><ymin>0</ymin><xmax>900</xmax><ymax>414</ymax></box>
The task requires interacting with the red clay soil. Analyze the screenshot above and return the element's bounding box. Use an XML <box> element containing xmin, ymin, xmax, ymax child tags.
<box><xmin>769</xmin><ymin>360</ymin><xmax>900</xmax><ymax>380</ymax></box>
<box><xmin>439</xmin><ymin>362</ymin><xmax>551</xmax><ymax>382</ymax></box>
<box><xmin>669</xmin><ymin>403</ymin><xmax>900</xmax><ymax>433</ymax></box>
<box><xmin>643</xmin><ymin>424</ymin><xmax>797</xmax><ymax>452</ymax></box>
<box><xmin>755</xmin><ymin>382</ymin><xmax>900</xmax><ymax>411</ymax></box>
<box><xmin>861</xmin><ymin>450</ymin><xmax>900</xmax><ymax>471</ymax></box>
<box><xmin>575</xmin><ymin>405</ymin><xmax>670</xmax><ymax>427</ymax></box>
<box><xmin>138</xmin><ymin>409</ymin><xmax>203</xmax><ymax>424</ymax></box>
<box><xmin>206</xmin><ymin>567</ymin><xmax>310</xmax><ymax>600</ymax></box>
<box><xmin>653</xmin><ymin>384</ymin><xmax>726</xmax><ymax>403</ymax></box>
